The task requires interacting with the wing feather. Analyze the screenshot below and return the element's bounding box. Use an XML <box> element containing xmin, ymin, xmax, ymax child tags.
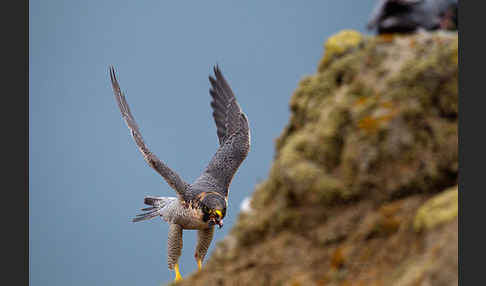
<box><xmin>192</xmin><ymin>66</ymin><xmax>250</xmax><ymax>198</ymax></box>
<box><xmin>208</xmin><ymin>65</ymin><xmax>243</xmax><ymax>145</ymax></box>
<box><xmin>109</xmin><ymin>66</ymin><xmax>189</xmax><ymax>200</ymax></box>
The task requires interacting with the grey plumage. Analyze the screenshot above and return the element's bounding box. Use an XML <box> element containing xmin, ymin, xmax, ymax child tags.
<box><xmin>109</xmin><ymin>65</ymin><xmax>250</xmax><ymax>275</ymax></box>
<box><xmin>367</xmin><ymin>0</ymin><xmax>458</xmax><ymax>34</ymax></box>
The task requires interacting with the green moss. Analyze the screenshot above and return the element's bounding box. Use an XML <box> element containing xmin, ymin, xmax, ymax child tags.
<box><xmin>175</xmin><ymin>31</ymin><xmax>458</xmax><ymax>286</ymax></box>
<box><xmin>217</xmin><ymin>29</ymin><xmax>458</xmax><ymax>256</ymax></box>
<box><xmin>386</xmin><ymin>33</ymin><xmax>458</xmax><ymax>117</ymax></box>
<box><xmin>414</xmin><ymin>186</ymin><xmax>458</xmax><ymax>232</ymax></box>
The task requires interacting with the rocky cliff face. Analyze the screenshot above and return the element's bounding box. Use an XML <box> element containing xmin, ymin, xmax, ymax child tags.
<box><xmin>174</xmin><ymin>30</ymin><xmax>458</xmax><ymax>286</ymax></box>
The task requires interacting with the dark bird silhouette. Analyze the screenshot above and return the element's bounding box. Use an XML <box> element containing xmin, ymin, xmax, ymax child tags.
<box><xmin>367</xmin><ymin>0</ymin><xmax>458</xmax><ymax>34</ymax></box>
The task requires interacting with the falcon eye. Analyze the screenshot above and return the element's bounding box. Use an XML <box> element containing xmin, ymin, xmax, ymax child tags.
<box><xmin>202</xmin><ymin>205</ymin><xmax>211</xmax><ymax>214</ymax></box>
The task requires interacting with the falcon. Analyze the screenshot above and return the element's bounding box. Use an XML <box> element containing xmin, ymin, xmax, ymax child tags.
<box><xmin>109</xmin><ymin>65</ymin><xmax>250</xmax><ymax>281</ymax></box>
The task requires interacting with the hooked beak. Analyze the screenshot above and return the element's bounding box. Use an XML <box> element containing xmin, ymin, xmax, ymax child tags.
<box><xmin>209</xmin><ymin>218</ymin><xmax>223</xmax><ymax>228</ymax></box>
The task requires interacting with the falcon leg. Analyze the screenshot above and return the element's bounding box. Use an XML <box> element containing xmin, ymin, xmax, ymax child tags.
<box><xmin>194</xmin><ymin>226</ymin><xmax>214</xmax><ymax>271</ymax></box>
<box><xmin>168</xmin><ymin>224</ymin><xmax>183</xmax><ymax>281</ymax></box>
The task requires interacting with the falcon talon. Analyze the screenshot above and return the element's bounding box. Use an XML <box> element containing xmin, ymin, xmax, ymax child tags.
<box><xmin>109</xmin><ymin>65</ymin><xmax>250</xmax><ymax>278</ymax></box>
<box><xmin>174</xmin><ymin>263</ymin><xmax>183</xmax><ymax>282</ymax></box>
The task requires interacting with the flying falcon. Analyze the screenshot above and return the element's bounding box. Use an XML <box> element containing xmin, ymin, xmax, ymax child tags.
<box><xmin>367</xmin><ymin>0</ymin><xmax>458</xmax><ymax>34</ymax></box>
<box><xmin>109</xmin><ymin>65</ymin><xmax>250</xmax><ymax>282</ymax></box>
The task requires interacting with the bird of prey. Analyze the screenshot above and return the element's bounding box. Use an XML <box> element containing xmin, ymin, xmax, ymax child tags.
<box><xmin>109</xmin><ymin>65</ymin><xmax>250</xmax><ymax>282</ymax></box>
<box><xmin>367</xmin><ymin>0</ymin><xmax>458</xmax><ymax>34</ymax></box>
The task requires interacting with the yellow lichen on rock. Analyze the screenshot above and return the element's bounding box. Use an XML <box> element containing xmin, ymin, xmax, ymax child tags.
<box><xmin>318</xmin><ymin>30</ymin><xmax>364</xmax><ymax>70</ymax></box>
<box><xmin>414</xmin><ymin>186</ymin><xmax>458</xmax><ymax>232</ymax></box>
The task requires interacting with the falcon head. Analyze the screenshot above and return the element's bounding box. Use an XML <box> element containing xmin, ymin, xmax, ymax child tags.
<box><xmin>199</xmin><ymin>193</ymin><xmax>227</xmax><ymax>228</ymax></box>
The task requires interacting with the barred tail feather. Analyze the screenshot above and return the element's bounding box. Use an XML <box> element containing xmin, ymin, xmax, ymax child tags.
<box><xmin>132</xmin><ymin>196</ymin><xmax>176</xmax><ymax>223</ymax></box>
<box><xmin>132</xmin><ymin>211</ymin><xmax>160</xmax><ymax>223</ymax></box>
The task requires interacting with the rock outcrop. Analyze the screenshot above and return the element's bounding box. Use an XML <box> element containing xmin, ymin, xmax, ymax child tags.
<box><xmin>174</xmin><ymin>30</ymin><xmax>458</xmax><ymax>286</ymax></box>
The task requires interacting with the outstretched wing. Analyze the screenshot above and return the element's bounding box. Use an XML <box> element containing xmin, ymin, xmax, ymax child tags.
<box><xmin>192</xmin><ymin>66</ymin><xmax>250</xmax><ymax>198</ymax></box>
<box><xmin>209</xmin><ymin>65</ymin><xmax>245</xmax><ymax>146</ymax></box>
<box><xmin>109</xmin><ymin>66</ymin><xmax>190</xmax><ymax>200</ymax></box>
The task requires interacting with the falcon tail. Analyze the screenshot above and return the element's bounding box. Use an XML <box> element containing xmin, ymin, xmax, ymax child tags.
<box><xmin>132</xmin><ymin>196</ymin><xmax>174</xmax><ymax>222</ymax></box>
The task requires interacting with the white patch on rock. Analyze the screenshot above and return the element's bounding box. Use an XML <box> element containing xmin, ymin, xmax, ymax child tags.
<box><xmin>239</xmin><ymin>196</ymin><xmax>252</xmax><ymax>214</ymax></box>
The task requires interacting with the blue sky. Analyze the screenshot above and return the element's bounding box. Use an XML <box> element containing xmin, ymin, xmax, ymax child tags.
<box><xmin>30</xmin><ymin>1</ymin><xmax>376</xmax><ymax>285</ymax></box>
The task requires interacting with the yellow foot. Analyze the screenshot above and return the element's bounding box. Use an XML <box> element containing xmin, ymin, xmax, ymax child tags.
<box><xmin>174</xmin><ymin>264</ymin><xmax>183</xmax><ymax>282</ymax></box>
<box><xmin>197</xmin><ymin>259</ymin><xmax>202</xmax><ymax>271</ymax></box>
